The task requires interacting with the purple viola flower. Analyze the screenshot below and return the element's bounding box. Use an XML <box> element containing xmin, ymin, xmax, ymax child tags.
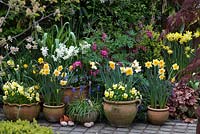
<box><xmin>72</xmin><ymin>87</ymin><xmax>76</xmax><ymax>93</ymax></box>
<box><xmin>146</xmin><ymin>30</ymin><xmax>153</xmax><ymax>39</ymax></box>
<box><xmin>97</xmin><ymin>85</ymin><xmax>100</xmax><ymax>91</ymax></box>
<box><xmin>100</xmin><ymin>49</ymin><xmax>108</xmax><ymax>58</ymax></box>
<box><xmin>92</xmin><ymin>42</ymin><xmax>97</xmax><ymax>51</ymax></box>
<box><xmin>101</xmin><ymin>32</ymin><xmax>107</xmax><ymax>42</ymax></box>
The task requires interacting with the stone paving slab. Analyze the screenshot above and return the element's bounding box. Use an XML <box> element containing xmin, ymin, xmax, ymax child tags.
<box><xmin>0</xmin><ymin>108</ymin><xmax>197</xmax><ymax>134</ymax></box>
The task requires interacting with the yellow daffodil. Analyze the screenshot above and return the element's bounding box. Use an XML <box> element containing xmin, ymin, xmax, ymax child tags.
<box><xmin>23</xmin><ymin>64</ymin><xmax>28</xmax><ymax>69</ymax></box>
<box><xmin>43</xmin><ymin>69</ymin><xmax>50</xmax><ymax>75</ymax></box>
<box><xmin>38</xmin><ymin>57</ymin><xmax>44</xmax><ymax>64</ymax></box>
<box><xmin>158</xmin><ymin>60</ymin><xmax>165</xmax><ymax>68</ymax></box>
<box><xmin>167</xmin><ymin>50</ymin><xmax>173</xmax><ymax>54</ymax></box>
<box><xmin>109</xmin><ymin>61</ymin><xmax>115</xmax><ymax>70</ymax></box>
<box><xmin>120</xmin><ymin>67</ymin><xmax>126</xmax><ymax>73</ymax></box>
<box><xmin>53</xmin><ymin>69</ymin><xmax>60</xmax><ymax>76</ymax></box>
<box><xmin>60</xmin><ymin>80</ymin><xmax>67</xmax><ymax>86</ymax></box>
<box><xmin>43</xmin><ymin>63</ymin><xmax>49</xmax><ymax>69</ymax></box>
<box><xmin>61</xmin><ymin>72</ymin><xmax>67</xmax><ymax>77</ymax></box>
<box><xmin>152</xmin><ymin>59</ymin><xmax>159</xmax><ymax>66</ymax></box>
<box><xmin>145</xmin><ymin>61</ymin><xmax>152</xmax><ymax>68</ymax></box>
<box><xmin>104</xmin><ymin>91</ymin><xmax>109</xmax><ymax>98</ymax></box>
<box><xmin>172</xmin><ymin>63</ymin><xmax>179</xmax><ymax>70</ymax></box>
<box><xmin>158</xmin><ymin>68</ymin><xmax>165</xmax><ymax>75</ymax></box>
<box><xmin>58</xmin><ymin>65</ymin><xmax>63</xmax><ymax>71</ymax></box>
<box><xmin>125</xmin><ymin>67</ymin><xmax>133</xmax><ymax>76</ymax></box>
<box><xmin>90</xmin><ymin>61</ymin><xmax>97</xmax><ymax>70</ymax></box>
<box><xmin>123</xmin><ymin>93</ymin><xmax>128</xmax><ymax>99</ymax></box>
<box><xmin>171</xmin><ymin>77</ymin><xmax>175</xmax><ymax>83</ymax></box>
<box><xmin>69</xmin><ymin>65</ymin><xmax>73</xmax><ymax>71</ymax></box>
<box><xmin>159</xmin><ymin>75</ymin><xmax>165</xmax><ymax>80</ymax></box>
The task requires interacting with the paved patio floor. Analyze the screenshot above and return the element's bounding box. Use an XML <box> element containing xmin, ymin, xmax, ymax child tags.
<box><xmin>0</xmin><ymin>108</ymin><xmax>197</xmax><ymax>134</ymax></box>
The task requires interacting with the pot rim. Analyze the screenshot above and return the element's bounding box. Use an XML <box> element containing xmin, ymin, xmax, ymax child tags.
<box><xmin>3</xmin><ymin>102</ymin><xmax>39</xmax><ymax>107</ymax></box>
<box><xmin>147</xmin><ymin>105</ymin><xmax>169</xmax><ymax>111</ymax></box>
<box><xmin>103</xmin><ymin>97</ymin><xmax>141</xmax><ymax>105</ymax></box>
<box><xmin>61</xmin><ymin>85</ymin><xmax>88</xmax><ymax>89</ymax></box>
<box><xmin>43</xmin><ymin>103</ymin><xmax>65</xmax><ymax>108</ymax></box>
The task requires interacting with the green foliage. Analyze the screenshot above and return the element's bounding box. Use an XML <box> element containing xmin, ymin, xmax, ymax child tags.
<box><xmin>0</xmin><ymin>119</ymin><xmax>53</xmax><ymax>134</ymax></box>
<box><xmin>66</xmin><ymin>99</ymin><xmax>102</xmax><ymax>122</ymax></box>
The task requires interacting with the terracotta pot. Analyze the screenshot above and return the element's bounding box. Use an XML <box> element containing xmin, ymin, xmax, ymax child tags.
<box><xmin>73</xmin><ymin>111</ymin><xmax>98</xmax><ymax>123</ymax></box>
<box><xmin>147</xmin><ymin>105</ymin><xmax>169</xmax><ymax>125</ymax></box>
<box><xmin>3</xmin><ymin>102</ymin><xmax>40</xmax><ymax>121</ymax></box>
<box><xmin>103</xmin><ymin>97</ymin><xmax>141</xmax><ymax>127</ymax></box>
<box><xmin>62</xmin><ymin>86</ymin><xmax>88</xmax><ymax>104</ymax></box>
<box><xmin>43</xmin><ymin>103</ymin><xmax>65</xmax><ymax>122</ymax></box>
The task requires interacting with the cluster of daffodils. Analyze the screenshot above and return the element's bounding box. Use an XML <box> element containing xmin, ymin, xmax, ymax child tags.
<box><xmin>104</xmin><ymin>82</ymin><xmax>142</xmax><ymax>101</ymax></box>
<box><xmin>38</xmin><ymin>58</ymin><xmax>67</xmax><ymax>86</ymax></box>
<box><xmin>145</xmin><ymin>59</ymin><xmax>179</xmax><ymax>82</ymax></box>
<box><xmin>2</xmin><ymin>81</ymin><xmax>40</xmax><ymax>104</ymax></box>
<box><xmin>109</xmin><ymin>60</ymin><xmax>141</xmax><ymax>76</ymax></box>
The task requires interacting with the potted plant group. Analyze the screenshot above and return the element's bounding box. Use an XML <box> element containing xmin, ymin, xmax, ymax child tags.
<box><xmin>2</xmin><ymin>81</ymin><xmax>40</xmax><ymax>121</ymax></box>
<box><xmin>144</xmin><ymin>59</ymin><xmax>179</xmax><ymax>125</ymax></box>
<box><xmin>37</xmin><ymin>61</ymin><xmax>67</xmax><ymax>122</ymax></box>
<box><xmin>100</xmin><ymin>60</ymin><xmax>143</xmax><ymax>127</ymax></box>
<box><xmin>66</xmin><ymin>99</ymin><xmax>101</xmax><ymax>126</ymax></box>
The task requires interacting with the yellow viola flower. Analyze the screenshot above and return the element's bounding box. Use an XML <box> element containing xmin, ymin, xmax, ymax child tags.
<box><xmin>43</xmin><ymin>63</ymin><xmax>49</xmax><ymax>69</ymax></box>
<box><xmin>53</xmin><ymin>69</ymin><xmax>60</xmax><ymax>76</ymax></box>
<box><xmin>90</xmin><ymin>61</ymin><xmax>97</xmax><ymax>70</ymax></box>
<box><xmin>158</xmin><ymin>60</ymin><xmax>165</xmax><ymax>68</ymax></box>
<box><xmin>112</xmin><ymin>84</ymin><xmax>118</xmax><ymax>89</ymax></box>
<box><xmin>130</xmin><ymin>88</ymin><xmax>136</xmax><ymax>95</ymax></box>
<box><xmin>194</xmin><ymin>31</ymin><xmax>200</xmax><ymax>38</ymax></box>
<box><xmin>159</xmin><ymin>75</ymin><xmax>165</xmax><ymax>80</ymax></box>
<box><xmin>158</xmin><ymin>68</ymin><xmax>165</xmax><ymax>75</ymax></box>
<box><xmin>69</xmin><ymin>65</ymin><xmax>73</xmax><ymax>71</ymax></box>
<box><xmin>34</xmin><ymin>85</ymin><xmax>40</xmax><ymax>90</ymax></box>
<box><xmin>120</xmin><ymin>67</ymin><xmax>126</xmax><ymax>73</ymax></box>
<box><xmin>119</xmin><ymin>85</ymin><xmax>125</xmax><ymax>90</ymax></box>
<box><xmin>171</xmin><ymin>77</ymin><xmax>175</xmax><ymax>83</ymax></box>
<box><xmin>58</xmin><ymin>65</ymin><xmax>63</xmax><ymax>71</ymax></box>
<box><xmin>38</xmin><ymin>57</ymin><xmax>44</xmax><ymax>64</ymax></box>
<box><xmin>172</xmin><ymin>63</ymin><xmax>179</xmax><ymax>70</ymax></box>
<box><xmin>123</xmin><ymin>93</ymin><xmax>128</xmax><ymax>99</ymax></box>
<box><xmin>152</xmin><ymin>59</ymin><xmax>159</xmax><ymax>66</ymax></box>
<box><xmin>109</xmin><ymin>61</ymin><xmax>115</xmax><ymax>70</ymax></box>
<box><xmin>7</xmin><ymin>59</ymin><xmax>15</xmax><ymax>68</ymax></box>
<box><xmin>23</xmin><ymin>64</ymin><xmax>28</xmax><ymax>69</ymax></box>
<box><xmin>60</xmin><ymin>80</ymin><xmax>67</xmax><ymax>86</ymax></box>
<box><xmin>167</xmin><ymin>50</ymin><xmax>173</xmax><ymax>54</ymax></box>
<box><xmin>109</xmin><ymin>91</ymin><xmax>114</xmax><ymax>98</ymax></box>
<box><xmin>104</xmin><ymin>91</ymin><xmax>109</xmax><ymax>98</ymax></box>
<box><xmin>3</xmin><ymin>96</ymin><xmax>7</xmax><ymax>100</ymax></box>
<box><xmin>145</xmin><ymin>61</ymin><xmax>152</xmax><ymax>68</ymax></box>
<box><xmin>125</xmin><ymin>67</ymin><xmax>133</xmax><ymax>76</ymax></box>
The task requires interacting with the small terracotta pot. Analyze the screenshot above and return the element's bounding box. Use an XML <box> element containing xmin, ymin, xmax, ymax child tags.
<box><xmin>3</xmin><ymin>102</ymin><xmax>40</xmax><ymax>121</ymax></box>
<box><xmin>62</xmin><ymin>86</ymin><xmax>88</xmax><ymax>104</ymax></box>
<box><xmin>103</xmin><ymin>98</ymin><xmax>141</xmax><ymax>127</ymax></box>
<box><xmin>147</xmin><ymin>105</ymin><xmax>169</xmax><ymax>125</ymax></box>
<box><xmin>43</xmin><ymin>103</ymin><xmax>65</xmax><ymax>122</ymax></box>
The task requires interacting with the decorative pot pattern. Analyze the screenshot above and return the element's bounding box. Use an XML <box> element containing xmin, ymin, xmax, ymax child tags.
<box><xmin>147</xmin><ymin>105</ymin><xmax>169</xmax><ymax>125</ymax></box>
<box><xmin>103</xmin><ymin>98</ymin><xmax>141</xmax><ymax>127</ymax></box>
<box><xmin>3</xmin><ymin>102</ymin><xmax>40</xmax><ymax>121</ymax></box>
<box><xmin>43</xmin><ymin>103</ymin><xmax>65</xmax><ymax>122</ymax></box>
<box><xmin>62</xmin><ymin>86</ymin><xmax>88</xmax><ymax>104</ymax></box>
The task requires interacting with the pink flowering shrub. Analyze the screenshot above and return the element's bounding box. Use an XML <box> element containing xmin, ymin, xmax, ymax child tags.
<box><xmin>168</xmin><ymin>83</ymin><xmax>198</xmax><ymax>121</ymax></box>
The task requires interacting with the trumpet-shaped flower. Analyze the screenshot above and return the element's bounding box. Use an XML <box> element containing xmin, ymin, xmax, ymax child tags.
<box><xmin>57</xmin><ymin>66</ymin><xmax>63</xmax><ymax>71</ymax></box>
<box><xmin>125</xmin><ymin>67</ymin><xmax>133</xmax><ymax>76</ymax></box>
<box><xmin>109</xmin><ymin>61</ymin><xmax>115</xmax><ymax>70</ymax></box>
<box><xmin>53</xmin><ymin>69</ymin><xmax>60</xmax><ymax>77</ymax></box>
<box><xmin>158</xmin><ymin>68</ymin><xmax>165</xmax><ymax>75</ymax></box>
<box><xmin>152</xmin><ymin>59</ymin><xmax>159</xmax><ymax>66</ymax></box>
<box><xmin>145</xmin><ymin>61</ymin><xmax>152</xmax><ymax>68</ymax></box>
<box><xmin>60</xmin><ymin>80</ymin><xmax>67</xmax><ymax>86</ymax></box>
<box><xmin>38</xmin><ymin>57</ymin><xmax>44</xmax><ymax>64</ymax></box>
<box><xmin>172</xmin><ymin>63</ymin><xmax>179</xmax><ymax>70</ymax></box>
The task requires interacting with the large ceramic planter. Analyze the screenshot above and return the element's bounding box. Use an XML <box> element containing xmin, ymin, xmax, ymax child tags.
<box><xmin>73</xmin><ymin>111</ymin><xmax>98</xmax><ymax>123</ymax></box>
<box><xmin>147</xmin><ymin>105</ymin><xmax>169</xmax><ymax>125</ymax></box>
<box><xmin>62</xmin><ymin>86</ymin><xmax>88</xmax><ymax>104</ymax></box>
<box><xmin>43</xmin><ymin>103</ymin><xmax>65</xmax><ymax>122</ymax></box>
<box><xmin>103</xmin><ymin>97</ymin><xmax>141</xmax><ymax>127</ymax></box>
<box><xmin>3</xmin><ymin>102</ymin><xmax>40</xmax><ymax>121</ymax></box>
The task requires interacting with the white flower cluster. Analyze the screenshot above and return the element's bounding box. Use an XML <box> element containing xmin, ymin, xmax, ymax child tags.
<box><xmin>52</xmin><ymin>43</ymin><xmax>79</xmax><ymax>62</ymax></box>
<box><xmin>79</xmin><ymin>41</ymin><xmax>91</xmax><ymax>54</ymax></box>
<box><xmin>41</xmin><ymin>47</ymin><xmax>48</xmax><ymax>57</ymax></box>
<box><xmin>25</xmin><ymin>36</ymin><xmax>38</xmax><ymax>50</ymax></box>
<box><xmin>131</xmin><ymin>60</ymin><xmax>142</xmax><ymax>73</ymax></box>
